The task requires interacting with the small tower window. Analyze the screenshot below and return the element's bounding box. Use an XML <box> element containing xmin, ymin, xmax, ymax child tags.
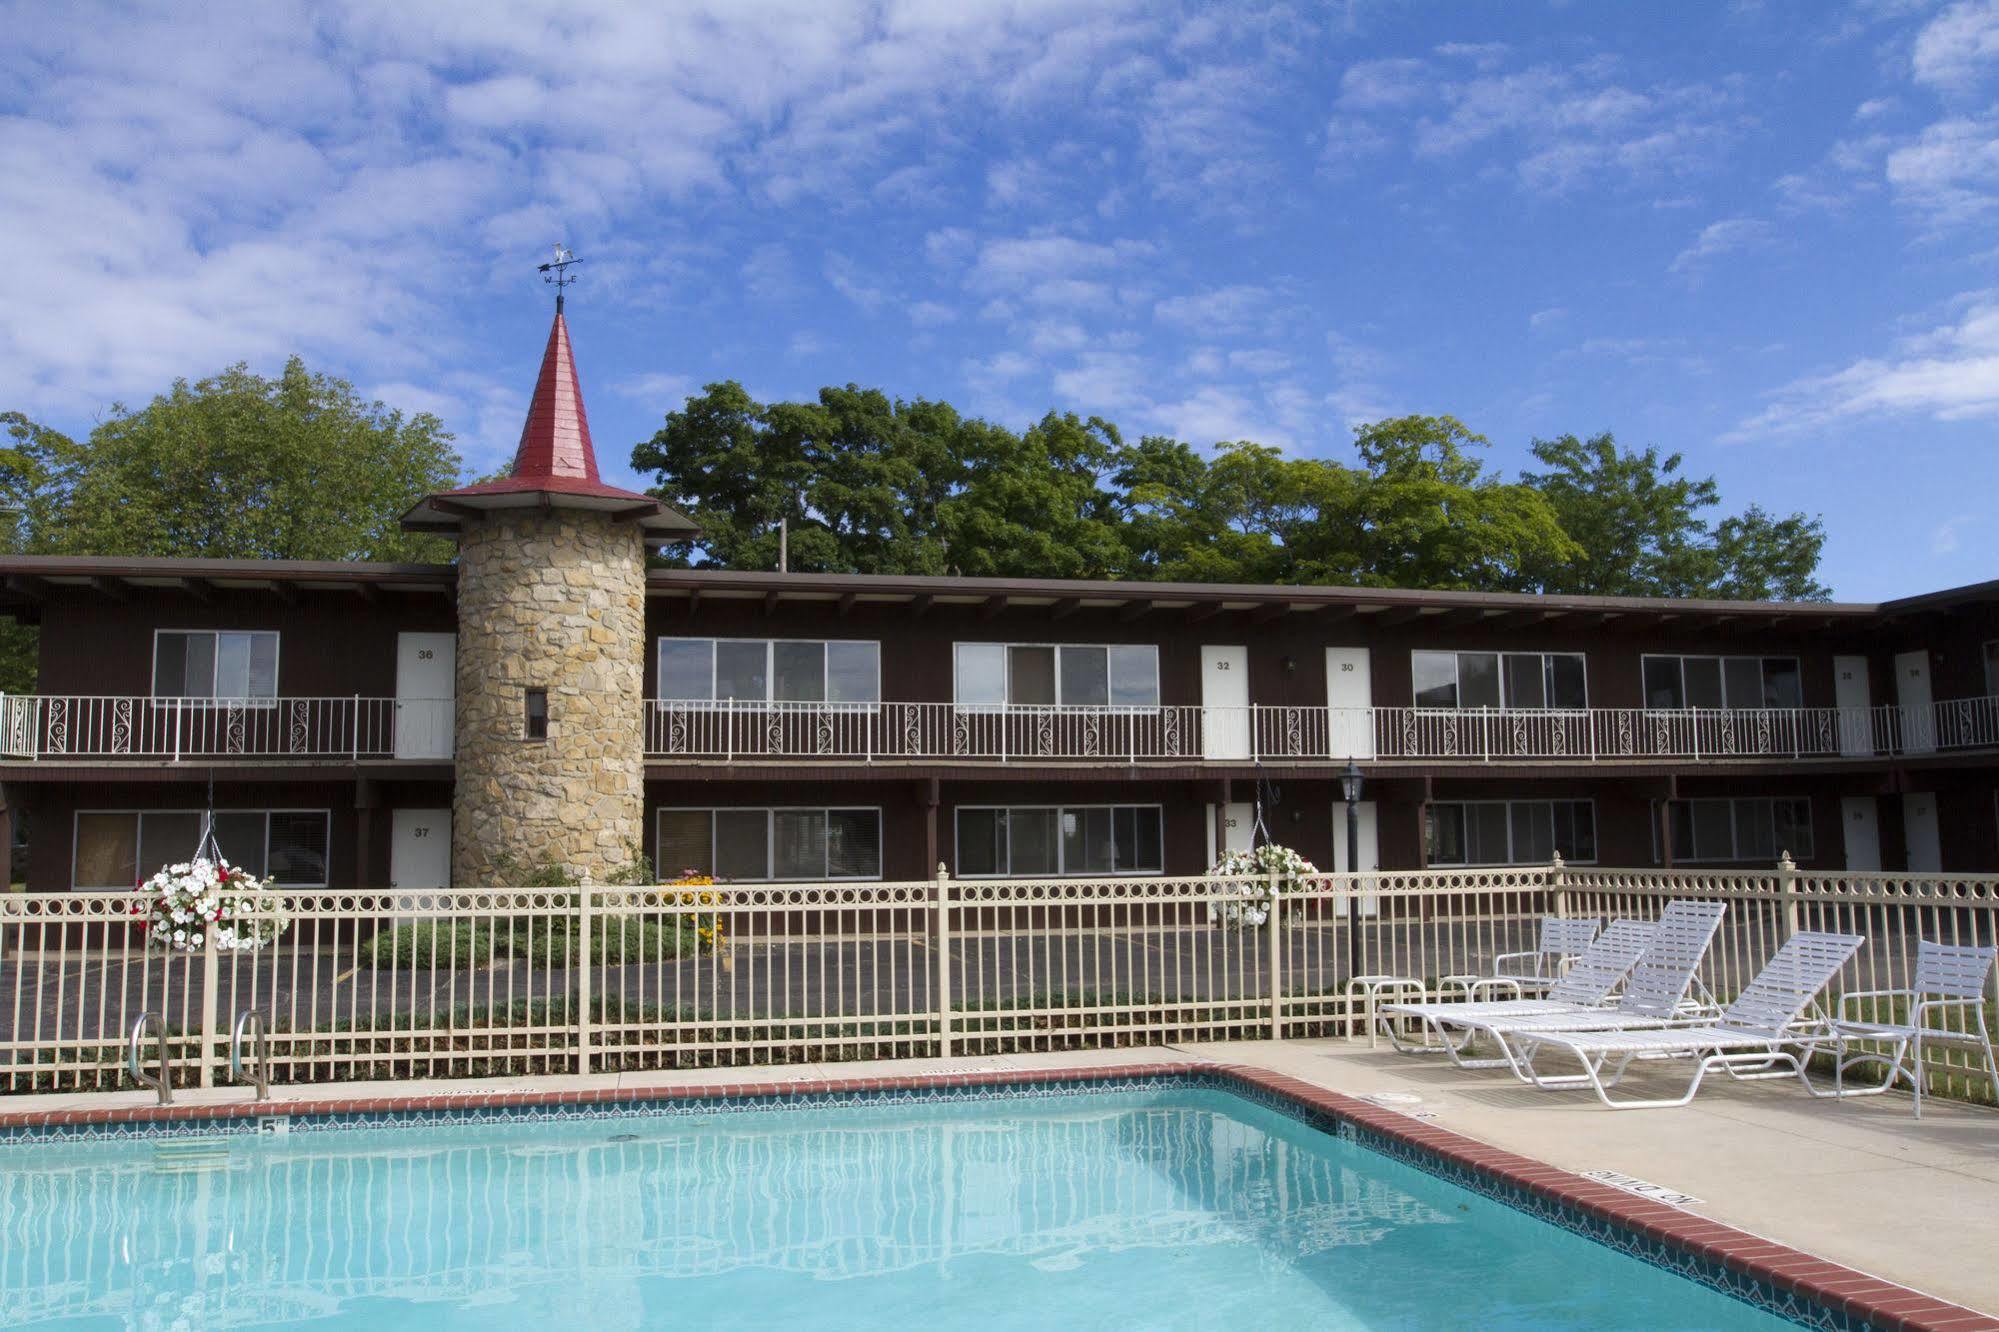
<box><xmin>524</xmin><ymin>688</ymin><xmax>549</xmax><ymax>740</ymax></box>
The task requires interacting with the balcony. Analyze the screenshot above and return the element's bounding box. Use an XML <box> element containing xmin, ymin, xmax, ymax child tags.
<box><xmin>643</xmin><ymin>696</ymin><xmax>1999</xmax><ymax>765</ymax></box>
<box><xmin>1</xmin><ymin>693</ymin><xmax>1992</xmax><ymax>766</ymax></box>
<box><xmin>0</xmin><ymin>696</ymin><xmax>452</xmax><ymax>762</ymax></box>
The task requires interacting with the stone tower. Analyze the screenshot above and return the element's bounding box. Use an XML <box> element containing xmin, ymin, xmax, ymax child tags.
<box><xmin>403</xmin><ymin>306</ymin><xmax>698</xmax><ymax>885</ymax></box>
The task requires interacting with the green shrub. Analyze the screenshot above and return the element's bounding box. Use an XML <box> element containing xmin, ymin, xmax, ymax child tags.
<box><xmin>362</xmin><ymin>920</ymin><xmax>500</xmax><ymax>967</ymax></box>
<box><xmin>363</xmin><ymin>915</ymin><xmax>697</xmax><ymax>968</ymax></box>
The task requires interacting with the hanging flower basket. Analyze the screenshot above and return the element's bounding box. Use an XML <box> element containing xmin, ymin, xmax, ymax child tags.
<box><xmin>1207</xmin><ymin>843</ymin><xmax>1319</xmax><ymax>930</ymax></box>
<box><xmin>132</xmin><ymin>858</ymin><xmax>288</xmax><ymax>953</ymax></box>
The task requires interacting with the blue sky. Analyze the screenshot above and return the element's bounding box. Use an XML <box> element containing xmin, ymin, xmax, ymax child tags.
<box><xmin>4</xmin><ymin>1</ymin><xmax>1997</xmax><ymax>600</ymax></box>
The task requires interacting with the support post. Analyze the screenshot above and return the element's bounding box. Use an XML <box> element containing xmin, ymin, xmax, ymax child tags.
<box><xmin>351</xmin><ymin>694</ymin><xmax>361</xmax><ymax>761</ymax></box>
<box><xmin>576</xmin><ymin>880</ymin><xmax>594</xmax><ymax>1075</ymax></box>
<box><xmin>1777</xmin><ymin>850</ymin><xmax>1798</xmax><ymax>941</ymax></box>
<box><xmin>935</xmin><ymin>863</ymin><xmax>953</xmax><ymax>1058</ymax></box>
<box><xmin>1344</xmin><ymin>796</ymin><xmax>1361</xmax><ymax>986</ymax></box>
<box><xmin>1550</xmin><ymin>850</ymin><xmax>1568</xmax><ymax>919</ymax></box>
<box><xmin>198</xmin><ymin>933</ymin><xmax>220</xmax><ymax>1089</ymax></box>
<box><xmin>1266</xmin><ymin>868</ymin><xmax>1283</xmax><ymax>1040</ymax></box>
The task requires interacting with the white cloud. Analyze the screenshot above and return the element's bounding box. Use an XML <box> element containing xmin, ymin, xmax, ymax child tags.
<box><xmin>612</xmin><ymin>371</ymin><xmax>696</xmax><ymax>410</ymax></box>
<box><xmin>1338</xmin><ymin>58</ymin><xmax>1430</xmax><ymax>110</ymax></box>
<box><xmin>823</xmin><ymin>253</ymin><xmax>887</xmax><ymax>313</ymax></box>
<box><xmin>1144</xmin><ymin>385</ymin><xmax>1290</xmax><ymax>447</ymax></box>
<box><xmin>0</xmin><ymin>0</ymin><xmax>1161</xmax><ymax>422</ymax></box>
<box><xmin>964</xmin><ymin>234</ymin><xmax>1150</xmax><ymax>310</ymax></box>
<box><xmin>1731</xmin><ymin>292</ymin><xmax>1999</xmax><ymax>437</ymax></box>
<box><xmin>1932</xmin><ymin>513</ymin><xmax>1974</xmax><ymax>554</ymax></box>
<box><xmin>1153</xmin><ymin>284</ymin><xmax>1274</xmax><ymax>335</ymax></box>
<box><xmin>1668</xmin><ymin>216</ymin><xmax>1774</xmax><ymax>273</ymax></box>
<box><xmin>1885</xmin><ymin>116</ymin><xmax>1999</xmax><ymax>225</ymax></box>
<box><xmin>1529</xmin><ymin>306</ymin><xmax>1567</xmax><ymax>331</ymax></box>
<box><xmin>1226</xmin><ymin>348</ymin><xmax>1292</xmax><ymax>375</ymax></box>
<box><xmin>1051</xmin><ymin>350</ymin><xmax>1150</xmax><ymax>411</ymax></box>
<box><xmin>1327</xmin><ymin>50</ymin><xmax>1740</xmax><ymax>195</ymax></box>
<box><xmin>1139</xmin><ymin>63</ymin><xmax>1283</xmax><ymax>216</ymax></box>
<box><xmin>740</xmin><ymin>243</ymin><xmax>797</xmax><ymax>302</ymax></box>
<box><xmin>907</xmin><ymin>300</ymin><xmax>958</xmax><ymax>327</ymax></box>
<box><xmin>1911</xmin><ymin>0</ymin><xmax>1999</xmax><ymax>91</ymax></box>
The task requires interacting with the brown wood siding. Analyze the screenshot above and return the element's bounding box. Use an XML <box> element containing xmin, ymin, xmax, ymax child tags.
<box><xmin>35</xmin><ymin>589</ymin><xmax>454</xmax><ymax>698</ymax></box>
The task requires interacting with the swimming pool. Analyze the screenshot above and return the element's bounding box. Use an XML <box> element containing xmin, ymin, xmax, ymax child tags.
<box><xmin>0</xmin><ymin>1080</ymin><xmax>1814</xmax><ymax>1329</ymax></box>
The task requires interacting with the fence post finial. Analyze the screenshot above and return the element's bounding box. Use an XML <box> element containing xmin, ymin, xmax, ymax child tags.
<box><xmin>1777</xmin><ymin>850</ymin><xmax>1795</xmax><ymax>872</ymax></box>
<box><xmin>1550</xmin><ymin>851</ymin><xmax>1565</xmax><ymax>870</ymax></box>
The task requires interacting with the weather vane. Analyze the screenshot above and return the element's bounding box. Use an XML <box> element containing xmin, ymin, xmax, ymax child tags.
<box><xmin>538</xmin><ymin>244</ymin><xmax>581</xmax><ymax>311</ymax></box>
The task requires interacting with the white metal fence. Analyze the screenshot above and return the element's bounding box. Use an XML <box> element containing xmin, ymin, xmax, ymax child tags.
<box><xmin>3</xmin><ymin>864</ymin><xmax>1995</xmax><ymax>1103</ymax></box>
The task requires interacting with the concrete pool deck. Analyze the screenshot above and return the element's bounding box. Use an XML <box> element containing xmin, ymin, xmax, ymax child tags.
<box><xmin>5</xmin><ymin>1039</ymin><xmax>1996</xmax><ymax>1321</ymax></box>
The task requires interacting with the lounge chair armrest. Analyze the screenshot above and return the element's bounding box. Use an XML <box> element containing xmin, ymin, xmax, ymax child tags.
<box><xmin>1836</xmin><ymin>988</ymin><xmax>1909</xmax><ymax>1020</ymax></box>
<box><xmin>1911</xmin><ymin>997</ymin><xmax>1990</xmax><ymax>1026</ymax></box>
<box><xmin>1489</xmin><ymin>950</ymin><xmax>1543</xmax><ymax>976</ymax></box>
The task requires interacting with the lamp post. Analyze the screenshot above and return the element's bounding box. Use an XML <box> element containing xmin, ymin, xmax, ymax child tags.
<box><xmin>1341</xmin><ymin>759</ymin><xmax>1363</xmax><ymax>982</ymax></box>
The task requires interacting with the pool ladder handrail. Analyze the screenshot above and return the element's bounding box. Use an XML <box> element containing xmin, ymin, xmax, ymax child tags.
<box><xmin>127</xmin><ymin>1012</ymin><xmax>173</xmax><ymax>1105</ymax></box>
<box><xmin>229</xmin><ymin>1010</ymin><xmax>271</xmax><ymax>1102</ymax></box>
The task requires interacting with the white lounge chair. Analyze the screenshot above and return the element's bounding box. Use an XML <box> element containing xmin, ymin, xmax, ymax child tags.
<box><xmin>1377</xmin><ymin>918</ymin><xmax>1652</xmax><ymax>1056</ymax></box>
<box><xmin>1386</xmin><ymin>900</ymin><xmax>1728</xmax><ymax>1076</ymax></box>
<box><xmin>1510</xmin><ymin>930</ymin><xmax>1865</xmax><ymax>1110</ymax></box>
<box><xmin>1440</xmin><ymin>915</ymin><xmax>1602</xmax><ymax>1001</ymax></box>
<box><xmin>1802</xmin><ymin>938</ymin><xmax>1998</xmax><ymax>1119</ymax></box>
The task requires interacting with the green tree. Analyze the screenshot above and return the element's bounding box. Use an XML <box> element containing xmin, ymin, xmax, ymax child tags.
<box><xmin>1705</xmin><ymin>505</ymin><xmax>1831</xmax><ymax>601</ymax></box>
<box><xmin>938</xmin><ymin>412</ymin><xmax>1128</xmax><ymax>578</ymax></box>
<box><xmin>0</xmin><ymin>413</ymin><xmax>78</xmax><ymax>690</ymax></box>
<box><xmin>1521</xmin><ymin>432</ymin><xmax>1828</xmax><ymax>600</ymax></box>
<box><xmin>634</xmin><ymin>381</ymin><xmax>969</xmax><ymax>574</ymax></box>
<box><xmin>1339</xmin><ymin>416</ymin><xmax>1578</xmax><ymax>591</ymax></box>
<box><xmin>40</xmin><ymin>359</ymin><xmax>460</xmax><ymax>563</ymax></box>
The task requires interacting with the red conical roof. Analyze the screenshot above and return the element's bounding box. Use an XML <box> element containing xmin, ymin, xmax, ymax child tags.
<box><xmin>402</xmin><ymin>309</ymin><xmax>699</xmax><ymax>541</ymax></box>
<box><xmin>513</xmin><ymin>311</ymin><xmax>599</xmax><ymax>483</ymax></box>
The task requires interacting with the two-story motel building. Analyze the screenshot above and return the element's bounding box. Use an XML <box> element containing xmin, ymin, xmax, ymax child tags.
<box><xmin>0</xmin><ymin>308</ymin><xmax>1994</xmax><ymax>895</ymax></box>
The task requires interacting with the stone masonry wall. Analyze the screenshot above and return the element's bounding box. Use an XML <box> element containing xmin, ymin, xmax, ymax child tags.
<box><xmin>452</xmin><ymin>511</ymin><xmax>646</xmax><ymax>884</ymax></box>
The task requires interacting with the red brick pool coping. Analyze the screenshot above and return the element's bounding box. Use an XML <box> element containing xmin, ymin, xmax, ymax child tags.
<box><xmin>3</xmin><ymin>1061</ymin><xmax>1991</xmax><ymax>1332</ymax></box>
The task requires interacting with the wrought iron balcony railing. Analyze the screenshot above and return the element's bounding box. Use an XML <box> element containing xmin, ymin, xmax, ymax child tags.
<box><xmin>2</xmin><ymin>692</ymin><xmax>1992</xmax><ymax>765</ymax></box>
<box><xmin>642</xmin><ymin>696</ymin><xmax>1999</xmax><ymax>765</ymax></box>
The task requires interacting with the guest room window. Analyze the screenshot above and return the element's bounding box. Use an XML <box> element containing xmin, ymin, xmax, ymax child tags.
<box><xmin>955</xmin><ymin>805</ymin><xmax>1164</xmax><ymax>876</ymax></box>
<box><xmin>953</xmin><ymin>645</ymin><xmax>1160</xmax><ymax>708</ymax></box>
<box><xmin>1641</xmin><ymin>656</ymin><xmax>1802</xmax><ymax>710</ymax></box>
<box><xmin>151</xmin><ymin>631</ymin><xmax>279</xmax><ymax>700</ymax></box>
<box><xmin>655</xmin><ymin>639</ymin><xmax>881</xmax><ymax>705</ymax></box>
<box><xmin>1425</xmin><ymin>800</ymin><xmax>1596</xmax><ymax>866</ymax></box>
<box><xmin>73</xmin><ymin>809</ymin><xmax>330</xmax><ymax>888</ymax></box>
<box><xmin>655</xmin><ymin>808</ymin><xmax>883</xmax><ymax>881</ymax></box>
<box><xmin>1411</xmin><ymin>652</ymin><xmax>1586</xmax><ymax>710</ymax></box>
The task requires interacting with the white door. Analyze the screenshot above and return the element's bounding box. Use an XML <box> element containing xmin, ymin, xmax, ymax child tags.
<box><xmin>1894</xmin><ymin>650</ymin><xmax>1934</xmax><ymax>754</ymax></box>
<box><xmin>396</xmin><ymin>632</ymin><xmax>455</xmax><ymax>760</ymax></box>
<box><xmin>1201</xmin><ymin>645</ymin><xmax>1250</xmax><ymax>760</ymax></box>
<box><xmin>390</xmin><ymin>809</ymin><xmax>451</xmax><ymax>891</ymax></box>
<box><xmin>1205</xmin><ymin>801</ymin><xmax>1254</xmax><ymax>868</ymax></box>
<box><xmin>1325</xmin><ymin>647</ymin><xmax>1374</xmax><ymax>759</ymax></box>
<box><xmin>1330</xmin><ymin>799</ymin><xmax>1380</xmax><ymax>917</ymax></box>
<box><xmin>1902</xmin><ymin>793</ymin><xmax>1941</xmax><ymax>872</ymax></box>
<box><xmin>1833</xmin><ymin>655</ymin><xmax>1873</xmax><ymax>757</ymax></box>
<box><xmin>1840</xmin><ymin>796</ymin><xmax>1880</xmax><ymax>871</ymax></box>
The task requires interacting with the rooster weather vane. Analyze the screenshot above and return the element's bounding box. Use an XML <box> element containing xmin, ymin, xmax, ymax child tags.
<box><xmin>538</xmin><ymin>244</ymin><xmax>581</xmax><ymax>312</ymax></box>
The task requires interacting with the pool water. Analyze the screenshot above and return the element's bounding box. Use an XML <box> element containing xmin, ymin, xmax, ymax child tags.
<box><xmin>0</xmin><ymin>1087</ymin><xmax>1798</xmax><ymax>1330</ymax></box>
